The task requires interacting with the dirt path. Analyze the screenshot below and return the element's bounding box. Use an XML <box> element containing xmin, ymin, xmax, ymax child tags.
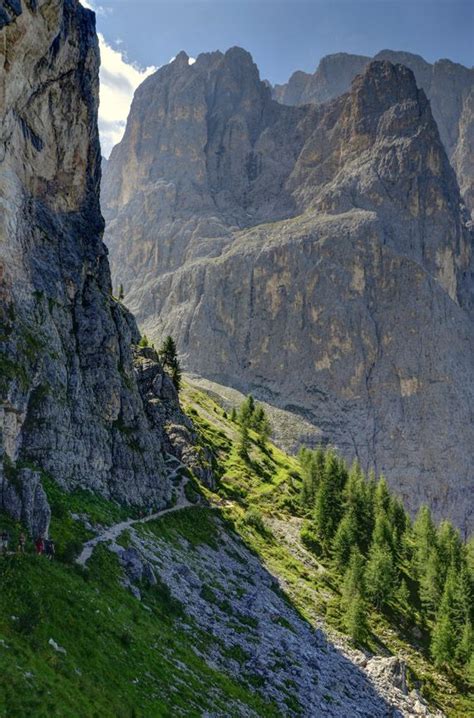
<box><xmin>76</xmin><ymin>455</ymin><xmax>192</xmax><ymax>567</ymax></box>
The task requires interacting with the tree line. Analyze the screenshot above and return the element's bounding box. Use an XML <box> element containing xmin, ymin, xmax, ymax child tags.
<box><xmin>298</xmin><ymin>446</ymin><xmax>473</xmax><ymax>676</ymax></box>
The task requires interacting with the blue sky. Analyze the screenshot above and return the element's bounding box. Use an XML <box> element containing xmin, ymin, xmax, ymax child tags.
<box><xmin>82</xmin><ymin>0</ymin><xmax>473</xmax><ymax>155</ymax></box>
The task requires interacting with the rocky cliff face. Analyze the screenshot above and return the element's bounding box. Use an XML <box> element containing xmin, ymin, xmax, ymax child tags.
<box><xmin>273</xmin><ymin>50</ymin><xmax>474</xmax><ymax>218</ymax></box>
<box><xmin>0</xmin><ymin>0</ymin><xmax>206</xmax><ymax>537</ymax></box>
<box><xmin>103</xmin><ymin>49</ymin><xmax>474</xmax><ymax>532</ymax></box>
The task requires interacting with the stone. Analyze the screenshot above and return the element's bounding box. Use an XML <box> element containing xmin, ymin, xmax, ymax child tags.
<box><xmin>273</xmin><ymin>49</ymin><xmax>474</xmax><ymax>218</ymax></box>
<box><xmin>102</xmin><ymin>49</ymin><xmax>474</xmax><ymax>531</ymax></box>
<box><xmin>0</xmin><ymin>0</ymin><xmax>207</xmax><ymax>532</ymax></box>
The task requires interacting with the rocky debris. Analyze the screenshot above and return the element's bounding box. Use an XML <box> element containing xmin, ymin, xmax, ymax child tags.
<box><xmin>0</xmin><ymin>1</ymin><xmax>205</xmax><ymax>530</ymax></box>
<box><xmin>103</xmin><ymin>49</ymin><xmax>474</xmax><ymax>531</ymax></box>
<box><xmin>272</xmin><ymin>49</ymin><xmax>474</xmax><ymax>217</ymax></box>
<box><xmin>48</xmin><ymin>638</ymin><xmax>67</xmax><ymax>655</ymax></box>
<box><xmin>116</xmin><ymin>511</ymin><xmax>444</xmax><ymax>717</ymax></box>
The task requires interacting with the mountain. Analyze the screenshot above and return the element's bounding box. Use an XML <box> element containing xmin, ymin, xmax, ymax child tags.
<box><xmin>102</xmin><ymin>48</ymin><xmax>474</xmax><ymax>533</ymax></box>
<box><xmin>0</xmin><ymin>5</ymin><xmax>472</xmax><ymax>715</ymax></box>
<box><xmin>273</xmin><ymin>50</ymin><xmax>474</xmax><ymax>218</ymax></box>
<box><xmin>0</xmin><ymin>0</ymin><xmax>208</xmax><ymax>539</ymax></box>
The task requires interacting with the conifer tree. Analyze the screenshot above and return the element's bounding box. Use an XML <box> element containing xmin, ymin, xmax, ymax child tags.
<box><xmin>365</xmin><ymin>544</ymin><xmax>396</xmax><ymax>609</ymax></box>
<box><xmin>252</xmin><ymin>405</ymin><xmax>272</xmax><ymax>446</ymax></box>
<box><xmin>159</xmin><ymin>335</ymin><xmax>182</xmax><ymax>391</ymax></box>
<box><xmin>342</xmin><ymin>549</ymin><xmax>366</xmax><ymax>603</ymax></box>
<box><xmin>431</xmin><ymin>567</ymin><xmax>459</xmax><ymax>667</ymax></box>
<box><xmin>313</xmin><ymin>451</ymin><xmax>345</xmax><ymax>549</ymax></box>
<box><xmin>346</xmin><ymin>593</ymin><xmax>369</xmax><ymax>644</ymax></box>
<box><xmin>238</xmin><ymin>421</ymin><xmax>251</xmax><ymax>460</ymax></box>
<box><xmin>412</xmin><ymin>505</ymin><xmax>437</xmax><ymax>577</ymax></box>
<box><xmin>333</xmin><ymin>510</ymin><xmax>357</xmax><ymax>571</ymax></box>
<box><xmin>300</xmin><ymin>447</ymin><xmax>326</xmax><ymax>511</ymax></box>
<box><xmin>239</xmin><ymin>395</ymin><xmax>255</xmax><ymax>425</ymax></box>
<box><xmin>118</xmin><ymin>283</ymin><xmax>124</xmax><ymax>301</ymax></box>
<box><xmin>374</xmin><ymin>477</ymin><xmax>391</xmax><ymax>515</ymax></box>
<box><xmin>230</xmin><ymin>407</ymin><xmax>237</xmax><ymax>422</ymax></box>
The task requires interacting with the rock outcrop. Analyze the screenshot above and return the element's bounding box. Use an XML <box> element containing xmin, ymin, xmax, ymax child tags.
<box><xmin>103</xmin><ymin>49</ymin><xmax>474</xmax><ymax>532</ymax></box>
<box><xmin>273</xmin><ymin>50</ymin><xmax>474</xmax><ymax>218</ymax></box>
<box><xmin>0</xmin><ymin>0</ymin><xmax>206</xmax><ymax>536</ymax></box>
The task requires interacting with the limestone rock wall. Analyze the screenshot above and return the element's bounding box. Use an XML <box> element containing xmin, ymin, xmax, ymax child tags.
<box><xmin>103</xmin><ymin>50</ymin><xmax>474</xmax><ymax>532</ymax></box>
<box><xmin>0</xmin><ymin>0</ymin><xmax>206</xmax><ymax>535</ymax></box>
<box><xmin>273</xmin><ymin>49</ymin><xmax>474</xmax><ymax>218</ymax></box>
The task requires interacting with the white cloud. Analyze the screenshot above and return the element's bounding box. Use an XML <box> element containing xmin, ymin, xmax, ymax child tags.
<box><xmin>97</xmin><ymin>34</ymin><xmax>156</xmax><ymax>157</ymax></box>
<box><xmin>80</xmin><ymin>1</ymin><xmax>111</xmax><ymax>17</ymax></box>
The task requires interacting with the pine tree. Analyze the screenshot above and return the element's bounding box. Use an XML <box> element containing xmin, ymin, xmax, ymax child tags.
<box><xmin>300</xmin><ymin>447</ymin><xmax>326</xmax><ymax>511</ymax></box>
<box><xmin>431</xmin><ymin>567</ymin><xmax>459</xmax><ymax>667</ymax></box>
<box><xmin>138</xmin><ymin>334</ymin><xmax>150</xmax><ymax>348</ymax></box>
<box><xmin>341</xmin><ymin>549</ymin><xmax>368</xmax><ymax>643</ymax></box>
<box><xmin>230</xmin><ymin>407</ymin><xmax>237</xmax><ymax>423</ymax></box>
<box><xmin>345</xmin><ymin>593</ymin><xmax>369</xmax><ymax>644</ymax></box>
<box><xmin>159</xmin><ymin>335</ymin><xmax>182</xmax><ymax>391</ymax></box>
<box><xmin>396</xmin><ymin>577</ymin><xmax>410</xmax><ymax>608</ymax></box>
<box><xmin>374</xmin><ymin>477</ymin><xmax>391</xmax><ymax>515</ymax></box>
<box><xmin>342</xmin><ymin>549</ymin><xmax>366</xmax><ymax>603</ymax></box>
<box><xmin>252</xmin><ymin>405</ymin><xmax>271</xmax><ymax>446</ymax></box>
<box><xmin>332</xmin><ymin>511</ymin><xmax>357</xmax><ymax>571</ymax></box>
<box><xmin>238</xmin><ymin>421</ymin><xmax>251</xmax><ymax>460</ymax></box>
<box><xmin>412</xmin><ymin>505</ymin><xmax>437</xmax><ymax>577</ymax></box>
<box><xmin>313</xmin><ymin>451</ymin><xmax>345</xmax><ymax>549</ymax></box>
<box><xmin>388</xmin><ymin>496</ymin><xmax>408</xmax><ymax>548</ymax></box>
<box><xmin>118</xmin><ymin>283</ymin><xmax>125</xmax><ymax>301</ymax></box>
<box><xmin>457</xmin><ymin>619</ymin><xmax>473</xmax><ymax>665</ymax></box>
<box><xmin>239</xmin><ymin>395</ymin><xmax>255</xmax><ymax>425</ymax></box>
<box><xmin>365</xmin><ymin>544</ymin><xmax>396</xmax><ymax>609</ymax></box>
<box><xmin>372</xmin><ymin>510</ymin><xmax>395</xmax><ymax>555</ymax></box>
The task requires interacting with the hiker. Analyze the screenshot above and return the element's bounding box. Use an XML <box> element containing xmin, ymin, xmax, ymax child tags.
<box><xmin>17</xmin><ymin>532</ymin><xmax>26</xmax><ymax>554</ymax></box>
<box><xmin>35</xmin><ymin>536</ymin><xmax>44</xmax><ymax>555</ymax></box>
<box><xmin>0</xmin><ymin>529</ymin><xmax>10</xmax><ymax>555</ymax></box>
<box><xmin>45</xmin><ymin>538</ymin><xmax>55</xmax><ymax>561</ymax></box>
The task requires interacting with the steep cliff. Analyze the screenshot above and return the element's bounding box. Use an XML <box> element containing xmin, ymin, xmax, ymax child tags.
<box><xmin>103</xmin><ymin>50</ymin><xmax>474</xmax><ymax>532</ymax></box>
<box><xmin>273</xmin><ymin>50</ymin><xmax>474</xmax><ymax>218</ymax></box>
<box><xmin>0</xmin><ymin>0</ymin><xmax>205</xmax><ymax>538</ymax></box>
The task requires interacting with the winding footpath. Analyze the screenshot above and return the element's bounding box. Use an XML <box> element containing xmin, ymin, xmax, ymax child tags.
<box><xmin>76</xmin><ymin>456</ymin><xmax>192</xmax><ymax>567</ymax></box>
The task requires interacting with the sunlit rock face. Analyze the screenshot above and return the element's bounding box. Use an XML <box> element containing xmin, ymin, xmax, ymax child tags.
<box><xmin>102</xmin><ymin>48</ymin><xmax>474</xmax><ymax>533</ymax></box>
<box><xmin>0</xmin><ymin>0</ymin><xmax>206</xmax><ymax>534</ymax></box>
<box><xmin>273</xmin><ymin>49</ymin><xmax>474</xmax><ymax>218</ymax></box>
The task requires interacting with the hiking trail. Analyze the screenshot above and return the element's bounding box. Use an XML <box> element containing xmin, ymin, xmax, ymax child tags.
<box><xmin>76</xmin><ymin>455</ymin><xmax>192</xmax><ymax>567</ymax></box>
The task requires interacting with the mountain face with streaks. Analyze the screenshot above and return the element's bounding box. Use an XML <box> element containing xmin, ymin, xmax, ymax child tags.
<box><xmin>0</xmin><ymin>0</ymin><xmax>208</xmax><ymax>538</ymax></box>
<box><xmin>273</xmin><ymin>50</ymin><xmax>474</xmax><ymax>218</ymax></box>
<box><xmin>102</xmin><ymin>48</ymin><xmax>474</xmax><ymax>532</ymax></box>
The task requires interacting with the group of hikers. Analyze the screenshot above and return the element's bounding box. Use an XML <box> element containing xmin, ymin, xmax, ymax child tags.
<box><xmin>0</xmin><ymin>529</ymin><xmax>55</xmax><ymax>559</ymax></box>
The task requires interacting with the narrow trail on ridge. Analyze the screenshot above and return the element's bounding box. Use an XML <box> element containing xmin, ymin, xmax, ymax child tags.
<box><xmin>76</xmin><ymin>455</ymin><xmax>193</xmax><ymax>567</ymax></box>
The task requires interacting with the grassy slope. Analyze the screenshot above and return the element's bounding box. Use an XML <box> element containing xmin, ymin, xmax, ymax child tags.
<box><xmin>181</xmin><ymin>384</ymin><xmax>472</xmax><ymax>717</ymax></box>
<box><xmin>0</xmin><ymin>382</ymin><xmax>471</xmax><ymax>716</ymax></box>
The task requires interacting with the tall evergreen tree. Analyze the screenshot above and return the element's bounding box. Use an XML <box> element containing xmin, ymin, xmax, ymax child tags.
<box><xmin>238</xmin><ymin>421</ymin><xmax>251</xmax><ymax>460</ymax></box>
<box><xmin>431</xmin><ymin>567</ymin><xmax>459</xmax><ymax>667</ymax></box>
<box><xmin>313</xmin><ymin>451</ymin><xmax>345</xmax><ymax>549</ymax></box>
<box><xmin>333</xmin><ymin>511</ymin><xmax>357</xmax><ymax>571</ymax></box>
<box><xmin>300</xmin><ymin>447</ymin><xmax>325</xmax><ymax>510</ymax></box>
<box><xmin>239</xmin><ymin>395</ymin><xmax>255</xmax><ymax>425</ymax></box>
<box><xmin>365</xmin><ymin>544</ymin><xmax>396</xmax><ymax>609</ymax></box>
<box><xmin>342</xmin><ymin>549</ymin><xmax>366</xmax><ymax>603</ymax></box>
<box><xmin>159</xmin><ymin>335</ymin><xmax>182</xmax><ymax>391</ymax></box>
<box><xmin>342</xmin><ymin>549</ymin><xmax>368</xmax><ymax>642</ymax></box>
<box><xmin>252</xmin><ymin>405</ymin><xmax>272</xmax><ymax>446</ymax></box>
<box><xmin>346</xmin><ymin>594</ymin><xmax>369</xmax><ymax>644</ymax></box>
